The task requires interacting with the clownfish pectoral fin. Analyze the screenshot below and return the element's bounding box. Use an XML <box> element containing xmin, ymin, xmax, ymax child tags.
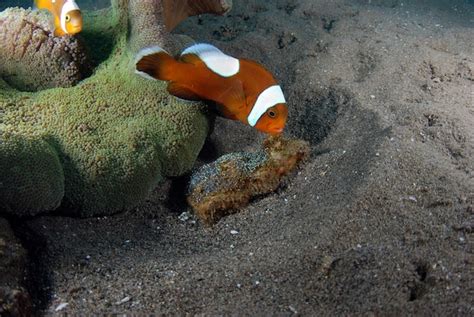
<box><xmin>216</xmin><ymin>79</ymin><xmax>246</xmax><ymax>108</ymax></box>
<box><xmin>212</xmin><ymin>80</ymin><xmax>246</xmax><ymax>121</ymax></box>
<box><xmin>54</xmin><ymin>26</ymin><xmax>66</xmax><ymax>37</ymax></box>
<box><xmin>135</xmin><ymin>46</ymin><xmax>177</xmax><ymax>82</ymax></box>
<box><xmin>216</xmin><ymin>104</ymin><xmax>238</xmax><ymax>120</ymax></box>
<box><xmin>52</xmin><ymin>15</ymin><xmax>64</xmax><ymax>36</ymax></box>
<box><xmin>167</xmin><ymin>82</ymin><xmax>201</xmax><ymax>101</ymax></box>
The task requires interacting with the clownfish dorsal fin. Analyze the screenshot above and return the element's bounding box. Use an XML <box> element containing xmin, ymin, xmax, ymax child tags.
<box><xmin>35</xmin><ymin>0</ymin><xmax>53</xmax><ymax>11</ymax></box>
<box><xmin>180</xmin><ymin>43</ymin><xmax>240</xmax><ymax>78</ymax></box>
<box><xmin>167</xmin><ymin>82</ymin><xmax>201</xmax><ymax>101</ymax></box>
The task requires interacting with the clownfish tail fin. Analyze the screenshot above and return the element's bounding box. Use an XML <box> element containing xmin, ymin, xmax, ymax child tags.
<box><xmin>135</xmin><ymin>46</ymin><xmax>178</xmax><ymax>81</ymax></box>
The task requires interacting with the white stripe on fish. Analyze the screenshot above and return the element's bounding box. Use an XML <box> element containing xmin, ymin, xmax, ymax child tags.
<box><xmin>181</xmin><ymin>43</ymin><xmax>240</xmax><ymax>77</ymax></box>
<box><xmin>247</xmin><ymin>85</ymin><xmax>286</xmax><ymax>127</ymax></box>
<box><xmin>60</xmin><ymin>0</ymin><xmax>79</xmax><ymax>34</ymax></box>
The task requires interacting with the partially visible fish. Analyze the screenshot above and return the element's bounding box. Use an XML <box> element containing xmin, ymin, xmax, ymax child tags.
<box><xmin>161</xmin><ymin>0</ymin><xmax>232</xmax><ymax>31</ymax></box>
<box><xmin>34</xmin><ymin>0</ymin><xmax>82</xmax><ymax>36</ymax></box>
<box><xmin>135</xmin><ymin>43</ymin><xmax>288</xmax><ymax>135</ymax></box>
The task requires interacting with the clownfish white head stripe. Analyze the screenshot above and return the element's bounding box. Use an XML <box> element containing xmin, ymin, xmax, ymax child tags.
<box><xmin>60</xmin><ymin>0</ymin><xmax>80</xmax><ymax>34</ymax></box>
<box><xmin>181</xmin><ymin>43</ymin><xmax>240</xmax><ymax>77</ymax></box>
<box><xmin>247</xmin><ymin>85</ymin><xmax>286</xmax><ymax>127</ymax></box>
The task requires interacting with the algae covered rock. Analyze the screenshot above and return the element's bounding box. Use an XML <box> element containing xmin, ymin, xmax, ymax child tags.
<box><xmin>0</xmin><ymin>0</ymin><xmax>231</xmax><ymax>217</ymax></box>
<box><xmin>0</xmin><ymin>8</ymin><xmax>92</xmax><ymax>92</ymax></box>
<box><xmin>187</xmin><ymin>136</ymin><xmax>310</xmax><ymax>224</ymax></box>
<box><xmin>0</xmin><ymin>135</ymin><xmax>64</xmax><ymax>215</ymax></box>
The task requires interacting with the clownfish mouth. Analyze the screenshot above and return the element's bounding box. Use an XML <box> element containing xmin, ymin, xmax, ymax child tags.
<box><xmin>268</xmin><ymin>127</ymin><xmax>284</xmax><ymax>134</ymax></box>
<box><xmin>69</xmin><ymin>25</ymin><xmax>82</xmax><ymax>34</ymax></box>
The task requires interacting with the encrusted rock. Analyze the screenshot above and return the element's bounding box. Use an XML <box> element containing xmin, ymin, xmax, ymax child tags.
<box><xmin>187</xmin><ymin>136</ymin><xmax>310</xmax><ymax>224</ymax></box>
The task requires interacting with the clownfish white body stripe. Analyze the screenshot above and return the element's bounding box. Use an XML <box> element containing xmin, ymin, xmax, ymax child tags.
<box><xmin>181</xmin><ymin>44</ymin><xmax>240</xmax><ymax>77</ymax></box>
<box><xmin>135</xmin><ymin>43</ymin><xmax>288</xmax><ymax>135</ymax></box>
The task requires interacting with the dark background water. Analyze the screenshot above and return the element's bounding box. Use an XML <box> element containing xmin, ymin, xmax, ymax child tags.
<box><xmin>1</xmin><ymin>0</ymin><xmax>474</xmax><ymax>12</ymax></box>
<box><xmin>0</xmin><ymin>0</ymin><xmax>110</xmax><ymax>10</ymax></box>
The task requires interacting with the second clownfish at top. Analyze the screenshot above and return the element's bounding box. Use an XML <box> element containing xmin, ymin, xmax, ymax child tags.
<box><xmin>34</xmin><ymin>0</ymin><xmax>83</xmax><ymax>36</ymax></box>
<box><xmin>135</xmin><ymin>43</ymin><xmax>288</xmax><ymax>135</ymax></box>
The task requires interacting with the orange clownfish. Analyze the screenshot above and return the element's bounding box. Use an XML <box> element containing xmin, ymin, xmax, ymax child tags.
<box><xmin>34</xmin><ymin>0</ymin><xmax>83</xmax><ymax>36</ymax></box>
<box><xmin>135</xmin><ymin>43</ymin><xmax>288</xmax><ymax>135</ymax></box>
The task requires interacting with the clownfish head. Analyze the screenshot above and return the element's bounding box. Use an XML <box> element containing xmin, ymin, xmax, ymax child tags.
<box><xmin>61</xmin><ymin>1</ymin><xmax>82</xmax><ymax>35</ymax></box>
<box><xmin>254</xmin><ymin>103</ymin><xmax>288</xmax><ymax>135</ymax></box>
<box><xmin>248</xmin><ymin>85</ymin><xmax>288</xmax><ymax>135</ymax></box>
<box><xmin>64</xmin><ymin>10</ymin><xmax>82</xmax><ymax>34</ymax></box>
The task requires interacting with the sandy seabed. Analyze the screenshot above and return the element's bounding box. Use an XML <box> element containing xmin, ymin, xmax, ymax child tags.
<box><xmin>5</xmin><ymin>0</ymin><xmax>474</xmax><ymax>315</ymax></box>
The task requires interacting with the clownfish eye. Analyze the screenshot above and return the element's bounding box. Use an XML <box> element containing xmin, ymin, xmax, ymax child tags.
<box><xmin>65</xmin><ymin>15</ymin><xmax>71</xmax><ymax>22</ymax></box>
<box><xmin>267</xmin><ymin>110</ymin><xmax>276</xmax><ymax>118</ymax></box>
